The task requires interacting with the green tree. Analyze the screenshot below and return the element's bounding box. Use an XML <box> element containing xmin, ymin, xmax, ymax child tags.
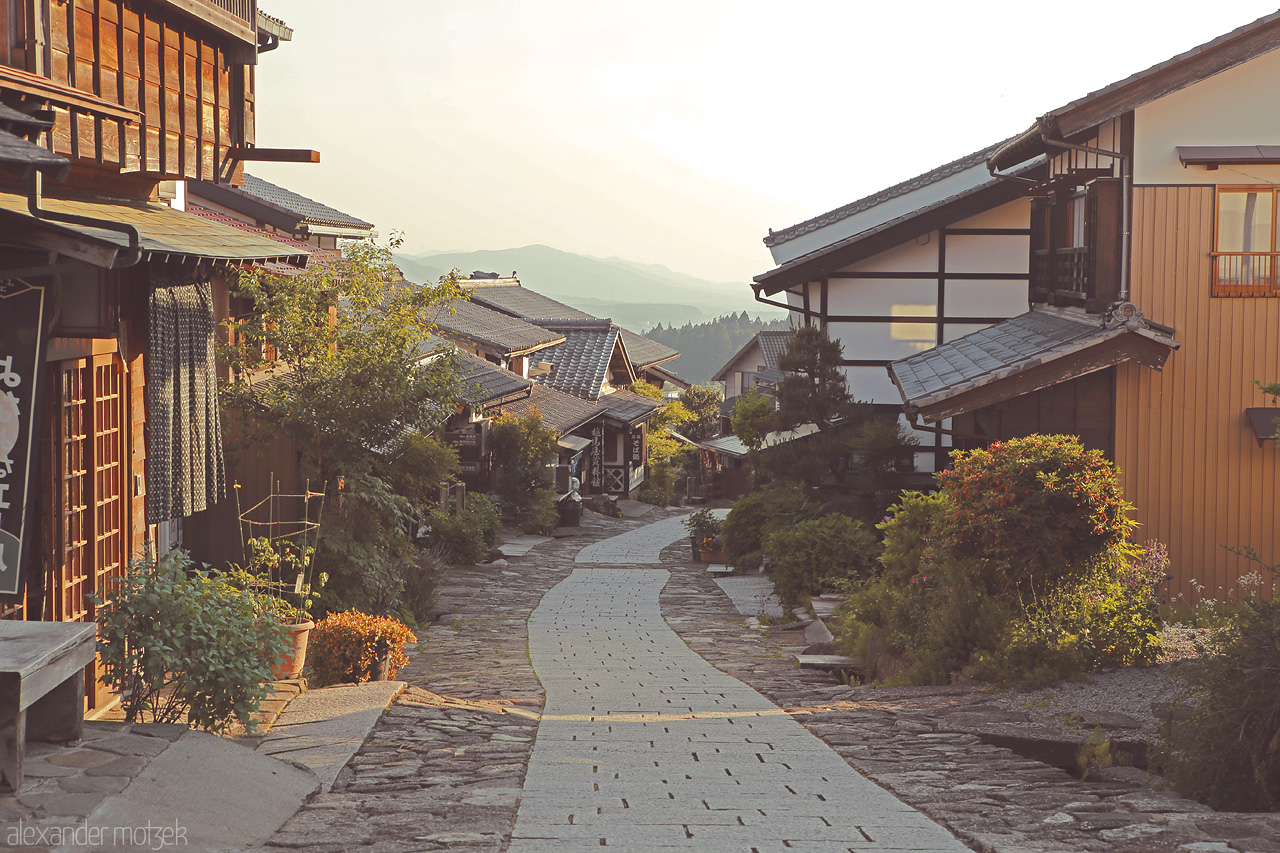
<box><xmin>730</xmin><ymin>387</ymin><xmax>774</xmax><ymax>451</ymax></box>
<box><xmin>677</xmin><ymin>383</ymin><xmax>723</xmax><ymax>441</ymax></box>
<box><xmin>773</xmin><ymin>324</ymin><xmax>856</xmax><ymax>430</ymax></box>
<box><xmin>627</xmin><ymin>380</ymin><xmax>694</xmax><ymax>506</ymax></box>
<box><xmin>490</xmin><ymin>411</ymin><xmax>560</xmax><ymax>533</ymax></box>
<box><xmin>220</xmin><ymin>236</ymin><xmax>464</xmax><ymax>613</ymax></box>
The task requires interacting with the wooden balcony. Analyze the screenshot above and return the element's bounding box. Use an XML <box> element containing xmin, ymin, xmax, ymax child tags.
<box><xmin>1213</xmin><ymin>252</ymin><xmax>1280</xmax><ymax>297</ymax></box>
<box><xmin>153</xmin><ymin>0</ymin><xmax>258</xmax><ymax>45</ymax></box>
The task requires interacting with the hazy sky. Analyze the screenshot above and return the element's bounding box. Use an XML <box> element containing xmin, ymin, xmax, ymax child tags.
<box><xmin>251</xmin><ymin>2</ymin><xmax>1280</xmax><ymax>283</ymax></box>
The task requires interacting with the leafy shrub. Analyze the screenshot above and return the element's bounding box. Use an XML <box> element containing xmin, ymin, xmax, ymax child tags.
<box><xmin>765</xmin><ymin>514</ymin><xmax>880</xmax><ymax>607</ymax></box>
<box><xmin>399</xmin><ymin>544</ymin><xmax>451</xmax><ymax>624</ymax></box>
<box><xmin>833</xmin><ymin>453</ymin><xmax>1162</xmax><ymax>687</ymax></box>
<box><xmin>94</xmin><ymin>550</ymin><xmax>289</xmax><ymax>735</ymax></box>
<box><xmin>936</xmin><ymin>435</ymin><xmax>1135</xmax><ymax>595</ymax></box>
<box><xmin>309</xmin><ymin>610</ymin><xmax>418</xmax><ymax>686</ymax></box>
<box><xmin>421</xmin><ymin>494</ymin><xmax>502</xmax><ymax>563</ymax></box>
<box><xmin>723</xmin><ymin>481</ymin><xmax>823</xmax><ymax>565</ymax></box>
<box><xmin>1161</xmin><ymin>589</ymin><xmax>1280</xmax><ymax>810</ymax></box>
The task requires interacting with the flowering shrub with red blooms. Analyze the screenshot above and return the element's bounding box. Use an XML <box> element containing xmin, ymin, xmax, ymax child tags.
<box><xmin>308</xmin><ymin>610</ymin><xmax>417</xmax><ymax>686</ymax></box>
<box><xmin>936</xmin><ymin>435</ymin><xmax>1136</xmax><ymax>595</ymax></box>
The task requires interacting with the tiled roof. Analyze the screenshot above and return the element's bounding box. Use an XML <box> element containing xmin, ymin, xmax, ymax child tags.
<box><xmin>888</xmin><ymin>308</ymin><xmax>1180</xmax><ymax>417</ymax></box>
<box><xmin>465</xmin><ymin>283</ymin><xmax>677</xmax><ymax>368</ymax></box>
<box><xmin>242</xmin><ymin>173</ymin><xmax>374</xmax><ymax>230</ymax></box>
<box><xmin>430</xmin><ymin>299</ymin><xmax>565</xmax><ymax>356</ymax></box>
<box><xmin>529</xmin><ymin>319</ymin><xmax>621</xmax><ymax>401</ymax></box>
<box><xmin>187</xmin><ymin>202</ymin><xmax>334</xmax><ymax>277</ymax></box>
<box><xmin>0</xmin><ymin>190</ymin><xmax>309</xmax><ymax>265</ymax></box>
<box><xmin>595</xmin><ymin>389</ymin><xmax>661</xmax><ymax>426</ymax></box>
<box><xmin>695</xmin><ymin>424</ymin><xmax>821</xmax><ymax>460</ymax></box>
<box><xmin>757</xmin><ymin>330</ymin><xmax>790</xmax><ymax>369</ymax></box>
<box><xmin>465</xmin><ymin>283</ymin><xmax>593</xmax><ymax>320</ymax></box>
<box><xmin>496</xmin><ymin>383</ymin><xmax>601</xmax><ymax>435</ymax></box>
<box><xmin>764</xmin><ymin>142</ymin><xmax>1008</xmax><ymax>248</ymax></box>
<box><xmin>619</xmin><ymin>329</ymin><xmax>678</xmax><ymax>368</ymax></box>
<box><xmin>454</xmin><ymin>349</ymin><xmax>534</xmax><ymax>406</ymax></box>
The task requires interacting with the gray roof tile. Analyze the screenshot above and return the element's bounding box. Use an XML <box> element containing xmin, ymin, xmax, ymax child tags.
<box><xmin>242</xmin><ymin>173</ymin><xmax>374</xmax><ymax>230</ymax></box>
<box><xmin>431</xmin><ymin>299</ymin><xmax>565</xmax><ymax>355</ymax></box>
<box><xmin>454</xmin><ymin>349</ymin><xmax>534</xmax><ymax>406</ymax></box>
<box><xmin>530</xmin><ymin>319</ymin><xmax>620</xmax><ymax>401</ymax></box>
<box><xmin>466</xmin><ymin>283</ymin><xmax>677</xmax><ymax>368</ymax></box>
<box><xmin>496</xmin><ymin>383</ymin><xmax>600</xmax><ymax>435</ymax></box>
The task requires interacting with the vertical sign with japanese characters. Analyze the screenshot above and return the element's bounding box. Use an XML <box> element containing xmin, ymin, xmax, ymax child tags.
<box><xmin>589</xmin><ymin>425</ymin><xmax>605</xmax><ymax>490</ymax></box>
<box><xmin>0</xmin><ymin>280</ymin><xmax>47</xmax><ymax>596</ymax></box>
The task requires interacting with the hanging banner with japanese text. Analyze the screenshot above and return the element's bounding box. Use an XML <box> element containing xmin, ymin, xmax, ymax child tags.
<box><xmin>0</xmin><ymin>280</ymin><xmax>47</xmax><ymax>596</ymax></box>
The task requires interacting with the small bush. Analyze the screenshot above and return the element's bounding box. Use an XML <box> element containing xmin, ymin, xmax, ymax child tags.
<box><xmin>723</xmin><ymin>481</ymin><xmax>823</xmax><ymax>565</ymax></box>
<box><xmin>94</xmin><ymin>550</ymin><xmax>289</xmax><ymax>735</ymax></box>
<box><xmin>309</xmin><ymin>610</ymin><xmax>418</xmax><ymax>686</ymax></box>
<box><xmin>937</xmin><ymin>435</ymin><xmax>1135</xmax><ymax>595</ymax></box>
<box><xmin>400</xmin><ymin>544</ymin><xmax>450</xmax><ymax>623</ymax></box>
<box><xmin>765</xmin><ymin>513</ymin><xmax>880</xmax><ymax>607</ymax></box>
<box><xmin>1161</xmin><ymin>589</ymin><xmax>1280</xmax><ymax>810</ymax></box>
<box><xmin>421</xmin><ymin>494</ymin><xmax>502</xmax><ymax>563</ymax></box>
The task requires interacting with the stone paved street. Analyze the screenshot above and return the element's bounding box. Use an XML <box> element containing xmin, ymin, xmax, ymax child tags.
<box><xmin>574</xmin><ymin>509</ymin><xmax>727</xmax><ymax>564</ymax></box>
<box><xmin>255</xmin><ymin>507</ymin><xmax>1280</xmax><ymax>853</ymax></box>
<box><xmin>510</xmin><ymin>568</ymin><xmax>968</xmax><ymax>852</ymax></box>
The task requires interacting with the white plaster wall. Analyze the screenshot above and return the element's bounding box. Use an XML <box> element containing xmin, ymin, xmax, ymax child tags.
<box><xmin>945</xmin><ymin>233</ymin><xmax>1029</xmax><ymax>274</ymax></box>
<box><xmin>943</xmin><ymin>280</ymin><xmax>1030</xmax><ymax>317</ymax></box>
<box><xmin>829</xmin><ymin>320</ymin><xmax>936</xmax><ymax>361</ymax></box>
<box><xmin>1135</xmin><ymin>47</ymin><xmax>1280</xmax><ymax>186</ymax></box>
<box><xmin>842</xmin><ymin>365</ymin><xmax>901</xmax><ymax>404</ymax></box>
<box><xmin>943</xmin><ymin>322</ymin><xmax>995</xmax><ymax>342</ymax></box>
<box><xmin>826</xmin><ymin>279</ymin><xmax>938</xmax><ymax>316</ymax></box>
<box><xmin>845</xmin><ymin>233</ymin><xmax>939</xmax><ymax>273</ymax></box>
<box><xmin>951</xmin><ymin>198</ymin><xmax>1032</xmax><ymax>230</ymax></box>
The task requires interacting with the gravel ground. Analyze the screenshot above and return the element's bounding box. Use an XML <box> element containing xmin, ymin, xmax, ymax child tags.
<box><xmin>990</xmin><ymin>624</ymin><xmax>1211</xmax><ymax>740</ymax></box>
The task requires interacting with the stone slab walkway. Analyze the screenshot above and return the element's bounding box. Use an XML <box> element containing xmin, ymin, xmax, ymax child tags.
<box><xmin>714</xmin><ymin>575</ymin><xmax>786</xmax><ymax>619</ymax></box>
<box><xmin>575</xmin><ymin>508</ymin><xmax>728</xmax><ymax>564</ymax></box>
<box><xmin>258</xmin><ymin>681</ymin><xmax>407</xmax><ymax>793</ymax></box>
<box><xmin>509</xmin><ymin>568</ymin><xmax>970</xmax><ymax>852</ymax></box>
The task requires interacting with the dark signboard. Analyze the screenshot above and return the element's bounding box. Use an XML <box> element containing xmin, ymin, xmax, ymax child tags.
<box><xmin>0</xmin><ymin>280</ymin><xmax>47</xmax><ymax>596</ymax></box>
<box><xmin>629</xmin><ymin>432</ymin><xmax>643</xmax><ymax>464</ymax></box>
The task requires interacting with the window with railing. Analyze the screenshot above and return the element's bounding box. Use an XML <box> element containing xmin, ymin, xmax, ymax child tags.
<box><xmin>1029</xmin><ymin>178</ymin><xmax>1123</xmax><ymax>313</ymax></box>
<box><xmin>1214</xmin><ymin>187</ymin><xmax>1279</xmax><ymax>297</ymax></box>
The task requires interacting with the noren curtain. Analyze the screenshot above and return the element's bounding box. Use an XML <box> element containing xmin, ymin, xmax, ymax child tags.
<box><xmin>147</xmin><ymin>276</ymin><xmax>225</xmax><ymax>523</ymax></box>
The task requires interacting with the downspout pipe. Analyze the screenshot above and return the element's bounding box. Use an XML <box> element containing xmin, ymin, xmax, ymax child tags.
<box><xmin>751</xmin><ymin>284</ymin><xmax>823</xmax><ymax>321</ymax></box>
<box><xmin>28</xmin><ymin>171</ymin><xmax>142</xmax><ymax>268</ymax></box>
<box><xmin>1038</xmin><ymin>135</ymin><xmax>1131</xmax><ymax>303</ymax></box>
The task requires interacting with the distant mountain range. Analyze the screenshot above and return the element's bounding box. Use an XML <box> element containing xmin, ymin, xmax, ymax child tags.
<box><xmin>393</xmin><ymin>245</ymin><xmax>784</xmax><ymax>330</ymax></box>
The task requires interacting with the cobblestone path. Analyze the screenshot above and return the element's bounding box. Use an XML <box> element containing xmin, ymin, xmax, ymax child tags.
<box><xmin>508</xmin><ymin>568</ymin><xmax>970</xmax><ymax>852</ymax></box>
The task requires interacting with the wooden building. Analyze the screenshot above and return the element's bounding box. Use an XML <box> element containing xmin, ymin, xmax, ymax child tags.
<box><xmin>0</xmin><ymin>0</ymin><xmax>310</xmax><ymax>709</ymax></box>
<box><xmin>757</xmin><ymin>12</ymin><xmax>1280</xmax><ymax>600</ymax></box>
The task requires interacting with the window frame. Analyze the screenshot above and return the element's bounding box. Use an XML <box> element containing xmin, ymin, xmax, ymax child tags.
<box><xmin>1212</xmin><ymin>185</ymin><xmax>1280</xmax><ymax>297</ymax></box>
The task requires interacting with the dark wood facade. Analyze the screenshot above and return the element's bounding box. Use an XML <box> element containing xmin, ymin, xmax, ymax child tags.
<box><xmin>1</xmin><ymin>0</ymin><xmax>260</xmax><ymax>187</ymax></box>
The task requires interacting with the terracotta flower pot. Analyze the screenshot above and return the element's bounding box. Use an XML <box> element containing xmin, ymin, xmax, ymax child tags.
<box><xmin>271</xmin><ymin>620</ymin><xmax>314</xmax><ymax>680</ymax></box>
<box><xmin>699</xmin><ymin>550</ymin><xmax>727</xmax><ymax>565</ymax></box>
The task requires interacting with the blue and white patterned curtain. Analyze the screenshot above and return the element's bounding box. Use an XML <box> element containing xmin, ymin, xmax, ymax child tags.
<box><xmin>147</xmin><ymin>276</ymin><xmax>225</xmax><ymax>523</ymax></box>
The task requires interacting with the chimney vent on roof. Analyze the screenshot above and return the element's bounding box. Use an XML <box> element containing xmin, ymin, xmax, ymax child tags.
<box><xmin>470</xmin><ymin>270</ymin><xmax>500</xmax><ymax>279</ymax></box>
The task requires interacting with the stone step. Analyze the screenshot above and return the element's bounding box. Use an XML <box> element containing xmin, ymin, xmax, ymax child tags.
<box><xmin>795</xmin><ymin>654</ymin><xmax>862</xmax><ymax>673</ymax></box>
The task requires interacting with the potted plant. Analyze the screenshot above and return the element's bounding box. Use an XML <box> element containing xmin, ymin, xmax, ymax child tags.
<box><xmin>683</xmin><ymin>508</ymin><xmax>723</xmax><ymax>562</ymax></box>
<box><xmin>225</xmin><ymin>537</ymin><xmax>327</xmax><ymax>680</ymax></box>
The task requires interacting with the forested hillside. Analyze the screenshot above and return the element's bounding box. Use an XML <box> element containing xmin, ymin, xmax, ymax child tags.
<box><xmin>647</xmin><ymin>313</ymin><xmax>791</xmax><ymax>385</ymax></box>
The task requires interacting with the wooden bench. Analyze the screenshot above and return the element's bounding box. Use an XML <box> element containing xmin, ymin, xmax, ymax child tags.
<box><xmin>705</xmin><ymin>564</ymin><xmax>734</xmax><ymax>577</ymax></box>
<box><xmin>0</xmin><ymin>621</ymin><xmax>97</xmax><ymax>792</ymax></box>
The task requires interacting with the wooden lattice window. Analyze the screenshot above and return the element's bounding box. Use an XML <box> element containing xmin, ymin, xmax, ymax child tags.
<box><xmin>45</xmin><ymin>353</ymin><xmax>128</xmax><ymax>625</ymax></box>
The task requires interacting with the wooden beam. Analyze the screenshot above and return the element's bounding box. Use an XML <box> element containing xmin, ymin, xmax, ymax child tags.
<box><xmin>228</xmin><ymin>146</ymin><xmax>319</xmax><ymax>163</ymax></box>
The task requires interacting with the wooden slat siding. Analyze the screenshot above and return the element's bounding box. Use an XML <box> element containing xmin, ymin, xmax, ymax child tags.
<box><xmin>1120</xmin><ymin>185</ymin><xmax>1280</xmax><ymax>604</ymax></box>
<box><xmin>144</xmin><ymin>16</ymin><xmax>160</xmax><ymax>173</ymax></box>
<box><xmin>123</xmin><ymin>3</ymin><xmax>141</xmax><ymax>170</ymax></box>
<box><xmin>73</xmin><ymin>3</ymin><xmax>95</xmax><ymax>159</ymax></box>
